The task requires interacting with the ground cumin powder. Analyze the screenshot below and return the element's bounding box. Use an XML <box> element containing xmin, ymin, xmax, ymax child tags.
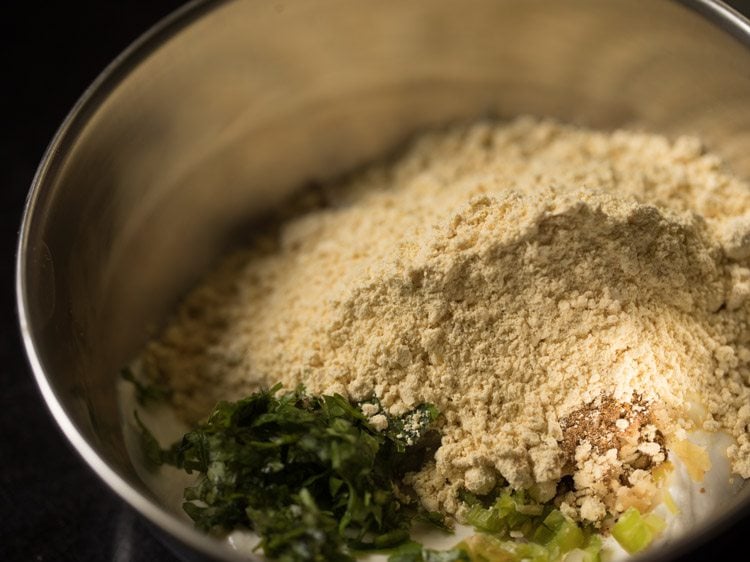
<box><xmin>141</xmin><ymin>117</ymin><xmax>750</xmax><ymax>524</ymax></box>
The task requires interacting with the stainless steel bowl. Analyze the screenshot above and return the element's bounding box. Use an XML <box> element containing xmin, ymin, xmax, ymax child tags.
<box><xmin>16</xmin><ymin>0</ymin><xmax>750</xmax><ymax>560</ymax></box>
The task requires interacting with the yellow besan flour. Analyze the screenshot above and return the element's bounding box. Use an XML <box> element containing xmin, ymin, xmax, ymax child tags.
<box><xmin>140</xmin><ymin>117</ymin><xmax>750</xmax><ymax>524</ymax></box>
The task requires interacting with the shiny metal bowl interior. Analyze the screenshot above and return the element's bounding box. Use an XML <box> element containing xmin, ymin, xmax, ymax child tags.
<box><xmin>17</xmin><ymin>0</ymin><xmax>750</xmax><ymax>560</ymax></box>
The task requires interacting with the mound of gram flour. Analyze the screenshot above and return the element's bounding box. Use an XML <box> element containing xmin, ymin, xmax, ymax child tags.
<box><xmin>141</xmin><ymin>117</ymin><xmax>750</xmax><ymax>524</ymax></box>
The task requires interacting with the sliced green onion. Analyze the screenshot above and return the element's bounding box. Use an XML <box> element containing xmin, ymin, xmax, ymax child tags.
<box><xmin>611</xmin><ymin>507</ymin><xmax>665</xmax><ymax>554</ymax></box>
<box><xmin>533</xmin><ymin>510</ymin><xmax>585</xmax><ymax>556</ymax></box>
<box><xmin>465</xmin><ymin>504</ymin><xmax>506</xmax><ymax>533</ymax></box>
<box><xmin>459</xmin><ymin>534</ymin><xmax>549</xmax><ymax>562</ymax></box>
<box><xmin>563</xmin><ymin>535</ymin><xmax>602</xmax><ymax>562</ymax></box>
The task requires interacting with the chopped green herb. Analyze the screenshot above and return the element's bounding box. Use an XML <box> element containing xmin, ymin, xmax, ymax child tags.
<box><xmin>384</xmin><ymin>403</ymin><xmax>440</xmax><ymax>452</ymax></box>
<box><xmin>121</xmin><ymin>367</ymin><xmax>171</xmax><ymax>406</ymax></box>
<box><xmin>156</xmin><ymin>385</ymin><xmax>441</xmax><ymax>561</ymax></box>
<box><xmin>133</xmin><ymin>410</ymin><xmax>164</xmax><ymax>470</ymax></box>
<box><xmin>248</xmin><ymin>488</ymin><xmax>352</xmax><ymax>562</ymax></box>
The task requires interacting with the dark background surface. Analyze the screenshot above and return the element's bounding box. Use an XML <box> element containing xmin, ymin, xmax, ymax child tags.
<box><xmin>3</xmin><ymin>1</ymin><xmax>750</xmax><ymax>561</ymax></box>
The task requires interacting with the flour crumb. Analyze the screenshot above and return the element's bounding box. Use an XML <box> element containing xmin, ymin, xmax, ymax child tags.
<box><xmin>369</xmin><ymin>414</ymin><xmax>389</xmax><ymax>432</ymax></box>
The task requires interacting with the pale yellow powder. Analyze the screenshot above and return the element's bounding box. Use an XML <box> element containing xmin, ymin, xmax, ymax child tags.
<box><xmin>141</xmin><ymin>117</ymin><xmax>750</xmax><ymax>522</ymax></box>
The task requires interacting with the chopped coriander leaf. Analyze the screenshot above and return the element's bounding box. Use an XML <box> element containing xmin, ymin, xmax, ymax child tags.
<box><xmin>158</xmin><ymin>386</ymin><xmax>441</xmax><ymax>561</ymax></box>
<box><xmin>250</xmin><ymin>488</ymin><xmax>351</xmax><ymax>562</ymax></box>
<box><xmin>121</xmin><ymin>367</ymin><xmax>171</xmax><ymax>406</ymax></box>
<box><xmin>385</xmin><ymin>403</ymin><xmax>440</xmax><ymax>451</ymax></box>
<box><xmin>133</xmin><ymin>410</ymin><xmax>164</xmax><ymax>470</ymax></box>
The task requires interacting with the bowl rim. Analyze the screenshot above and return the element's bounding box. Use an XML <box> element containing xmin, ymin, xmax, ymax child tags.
<box><xmin>14</xmin><ymin>1</ymin><xmax>750</xmax><ymax>561</ymax></box>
